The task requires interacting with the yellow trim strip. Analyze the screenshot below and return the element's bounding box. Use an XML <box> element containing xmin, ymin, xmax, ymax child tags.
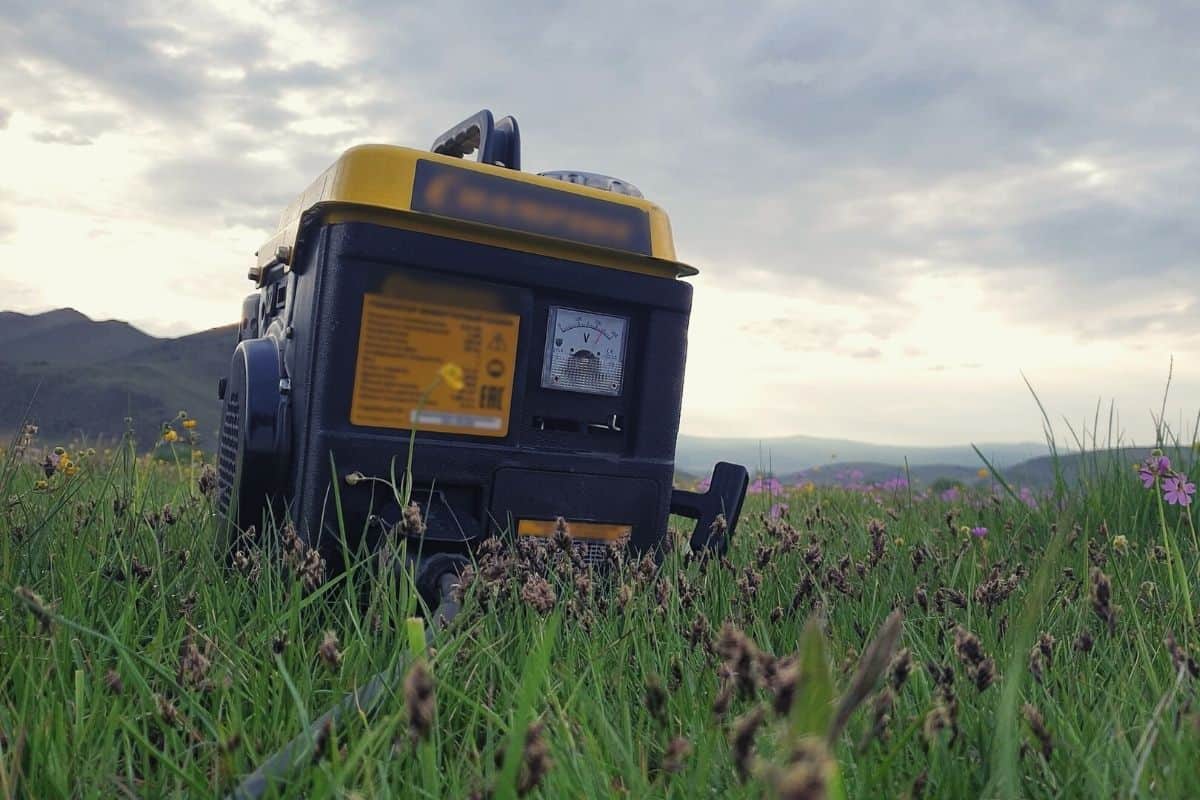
<box><xmin>315</xmin><ymin>204</ymin><xmax>693</xmax><ymax>279</ymax></box>
<box><xmin>256</xmin><ymin>144</ymin><xmax>690</xmax><ymax>279</ymax></box>
<box><xmin>517</xmin><ymin>519</ymin><xmax>633</xmax><ymax>541</ymax></box>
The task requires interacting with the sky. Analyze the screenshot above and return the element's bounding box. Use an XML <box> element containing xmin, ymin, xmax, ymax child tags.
<box><xmin>1</xmin><ymin>1</ymin><xmax>1198</xmax><ymax>446</ymax></box>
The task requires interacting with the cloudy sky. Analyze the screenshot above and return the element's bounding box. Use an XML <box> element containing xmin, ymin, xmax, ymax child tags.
<box><xmin>2</xmin><ymin>1</ymin><xmax>1198</xmax><ymax>445</ymax></box>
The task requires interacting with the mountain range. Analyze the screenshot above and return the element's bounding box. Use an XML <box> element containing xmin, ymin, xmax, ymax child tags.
<box><xmin>1</xmin><ymin>308</ymin><xmax>1064</xmax><ymax>484</ymax></box>
<box><xmin>0</xmin><ymin>308</ymin><xmax>232</xmax><ymax>450</ymax></box>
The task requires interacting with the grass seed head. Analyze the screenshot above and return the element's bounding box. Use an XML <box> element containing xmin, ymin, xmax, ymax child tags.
<box><xmin>516</xmin><ymin>719</ymin><xmax>552</xmax><ymax>797</ymax></box>
<box><xmin>520</xmin><ymin>574</ymin><xmax>556</xmax><ymax>615</ymax></box>
<box><xmin>773</xmin><ymin>737</ymin><xmax>832</xmax><ymax>800</ymax></box>
<box><xmin>644</xmin><ymin>676</ymin><xmax>668</xmax><ymax>726</ymax></box>
<box><xmin>318</xmin><ymin>630</ymin><xmax>342</xmax><ymax>670</ymax></box>
<box><xmin>730</xmin><ymin>706</ymin><xmax>765</xmax><ymax>782</ymax></box>
<box><xmin>405</xmin><ymin>660</ymin><xmax>436</xmax><ymax>742</ymax></box>
<box><xmin>1022</xmin><ymin>703</ymin><xmax>1053</xmax><ymax>760</ymax></box>
<box><xmin>1165</xmin><ymin>631</ymin><xmax>1200</xmax><ymax>679</ymax></box>
<box><xmin>662</xmin><ymin>736</ymin><xmax>692</xmax><ymax>774</ymax></box>
<box><xmin>14</xmin><ymin>586</ymin><xmax>53</xmax><ymax>632</ymax></box>
<box><xmin>1090</xmin><ymin>568</ymin><xmax>1117</xmax><ymax>633</ymax></box>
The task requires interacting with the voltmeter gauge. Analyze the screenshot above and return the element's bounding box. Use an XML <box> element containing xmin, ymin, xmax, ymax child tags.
<box><xmin>541</xmin><ymin>307</ymin><xmax>629</xmax><ymax>396</ymax></box>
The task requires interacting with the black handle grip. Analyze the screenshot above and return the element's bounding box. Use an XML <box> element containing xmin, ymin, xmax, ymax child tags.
<box><xmin>670</xmin><ymin>461</ymin><xmax>749</xmax><ymax>556</ymax></box>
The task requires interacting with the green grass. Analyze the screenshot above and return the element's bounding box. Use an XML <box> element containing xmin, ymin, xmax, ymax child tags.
<box><xmin>2</xmin><ymin>433</ymin><xmax>1199</xmax><ymax>798</ymax></box>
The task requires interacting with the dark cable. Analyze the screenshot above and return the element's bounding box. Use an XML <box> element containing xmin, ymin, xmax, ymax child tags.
<box><xmin>227</xmin><ymin>570</ymin><xmax>462</xmax><ymax>799</ymax></box>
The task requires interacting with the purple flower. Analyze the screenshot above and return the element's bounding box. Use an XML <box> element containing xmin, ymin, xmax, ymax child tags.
<box><xmin>1139</xmin><ymin>454</ymin><xmax>1173</xmax><ymax>488</ymax></box>
<box><xmin>769</xmin><ymin>502</ymin><xmax>789</xmax><ymax>520</ymax></box>
<box><xmin>1163</xmin><ymin>472</ymin><xmax>1196</xmax><ymax>507</ymax></box>
<box><xmin>970</xmin><ymin>526</ymin><xmax>988</xmax><ymax>538</ymax></box>
<box><xmin>749</xmin><ymin>477</ymin><xmax>783</xmax><ymax>495</ymax></box>
<box><xmin>1019</xmin><ymin>486</ymin><xmax>1038</xmax><ymax>509</ymax></box>
<box><xmin>940</xmin><ymin>487</ymin><xmax>960</xmax><ymax>503</ymax></box>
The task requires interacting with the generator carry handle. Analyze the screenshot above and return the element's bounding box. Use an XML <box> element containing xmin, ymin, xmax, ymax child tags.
<box><xmin>431</xmin><ymin>108</ymin><xmax>522</xmax><ymax>170</ymax></box>
<box><xmin>670</xmin><ymin>461</ymin><xmax>749</xmax><ymax>556</ymax></box>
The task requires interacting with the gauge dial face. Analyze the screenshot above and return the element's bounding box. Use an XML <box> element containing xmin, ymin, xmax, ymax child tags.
<box><xmin>541</xmin><ymin>307</ymin><xmax>629</xmax><ymax>396</ymax></box>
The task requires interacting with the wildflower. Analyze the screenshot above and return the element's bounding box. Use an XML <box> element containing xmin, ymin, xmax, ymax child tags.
<box><xmin>977</xmin><ymin>468</ymin><xmax>989</xmax><ymax>479</ymax></box>
<box><xmin>769</xmin><ymin>502</ymin><xmax>789</xmax><ymax>520</ymax></box>
<box><xmin>438</xmin><ymin>362</ymin><xmax>465</xmax><ymax>391</ymax></box>
<box><xmin>1138</xmin><ymin>453</ymin><xmax>1172</xmax><ymax>488</ymax></box>
<box><xmin>182</xmin><ymin>419</ymin><xmax>198</xmax><ymax>430</ymax></box>
<box><xmin>34</xmin><ymin>479</ymin><xmax>48</xmax><ymax>491</ymax></box>
<box><xmin>404</xmin><ymin>660</ymin><xmax>436</xmax><ymax>742</ymax></box>
<box><xmin>191</xmin><ymin>449</ymin><xmax>204</xmax><ymax>463</ymax></box>
<box><xmin>163</xmin><ymin>429</ymin><xmax>179</xmax><ymax>443</ymax></box>
<box><xmin>344</xmin><ymin>471</ymin><xmax>365</xmax><ymax>486</ymax></box>
<box><xmin>1163</xmin><ymin>472</ymin><xmax>1196</xmax><ymax>506</ymax></box>
<box><xmin>1112</xmin><ymin>535</ymin><xmax>1128</xmax><ymax>555</ymax></box>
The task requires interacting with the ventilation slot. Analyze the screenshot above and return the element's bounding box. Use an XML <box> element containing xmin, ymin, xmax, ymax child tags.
<box><xmin>217</xmin><ymin>390</ymin><xmax>241</xmax><ymax>516</ymax></box>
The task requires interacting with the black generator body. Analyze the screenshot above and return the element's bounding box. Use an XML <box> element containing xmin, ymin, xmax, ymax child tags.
<box><xmin>217</xmin><ymin>110</ymin><xmax>748</xmax><ymax>575</ymax></box>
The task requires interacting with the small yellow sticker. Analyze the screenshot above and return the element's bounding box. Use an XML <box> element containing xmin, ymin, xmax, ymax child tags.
<box><xmin>350</xmin><ymin>294</ymin><xmax>520</xmax><ymax>436</ymax></box>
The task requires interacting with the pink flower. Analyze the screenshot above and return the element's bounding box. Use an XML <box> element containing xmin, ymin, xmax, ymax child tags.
<box><xmin>1163</xmin><ymin>472</ymin><xmax>1196</xmax><ymax>506</ymax></box>
<box><xmin>769</xmin><ymin>503</ymin><xmax>789</xmax><ymax>520</ymax></box>
<box><xmin>1138</xmin><ymin>454</ymin><xmax>1172</xmax><ymax>488</ymax></box>
<box><xmin>970</xmin><ymin>526</ymin><xmax>988</xmax><ymax>538</ymax></box>
<box><xmin>940</xmin><ymin>487</ymin><xmax>960</xmax><ymax>503</ymax></box>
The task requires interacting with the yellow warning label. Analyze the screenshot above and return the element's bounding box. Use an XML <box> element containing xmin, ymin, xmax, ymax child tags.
<box><xmin>350</xmin><ymin>294</ymin><xmax>520</xmax><ymax>437</ymax></box>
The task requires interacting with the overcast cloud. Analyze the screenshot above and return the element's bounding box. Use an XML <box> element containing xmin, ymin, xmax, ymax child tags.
<box><xmin>1</xmin><ymin>1</ymin><xmax>1197</xmax><ymax>445</ymax></box>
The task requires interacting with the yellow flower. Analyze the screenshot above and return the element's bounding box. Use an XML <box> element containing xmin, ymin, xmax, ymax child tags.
<box><xmin>182</xmin><ymin>419</ymin><xmax>198</xmax><ymax>430</ymax></box>
<box><xmin>893</xmin><ymin>537</ymin><xmax>905</xmax><ymax>547</ymax></box>
<box><xmin>34</xmin><ymin>479</ymin><xmax>48</xmax><ymax>490</ymax></box>
<box><xmin>63</xmin><ymin>463</ymin><xmax>78</xmax><ymax>477</ymax></box>
<box><xmin>1112</xmin><ymin>535</ymin><xmax>1129</xmax><ymax>555</ymax></box>
<box><xmin>191</xmin><ymin>450</ymin><xmax>204</xmax><ymax>463</ymax></box>
<box><xmin>163</xmin><ymin>429</ymin><xmax>179</xmax><ymax>444</ymax></box>
<box><xmin>438</xmin><ymin>362</ymin><xmax>465</xmax><ymax>392</ymax></box>
<box><xmin>977</xmin><ymin>468</ymin><xmax>989</xmax><ymax>479</ymax></box>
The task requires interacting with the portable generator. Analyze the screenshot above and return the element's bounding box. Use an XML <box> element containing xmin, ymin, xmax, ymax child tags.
<box><xmin>216</xmin><ymin>109</ymin><xmax>748</xmax><ymax>578</ymax></box>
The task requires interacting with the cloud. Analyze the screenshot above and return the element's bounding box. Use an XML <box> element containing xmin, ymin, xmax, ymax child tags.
<box><xmin>31</xmin><ymin>129</ymin><xmax>92</xmax><ymax>145</ymax></box>
<box><xmin>2</xmin><ymin>0</ymin><xmax>1200</xmax><ymax>442</ymax></box>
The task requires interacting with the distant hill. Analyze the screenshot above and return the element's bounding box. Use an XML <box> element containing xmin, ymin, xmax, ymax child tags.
<box><xmin>2</xmin><ymin>309</ymin><xmax>1070</xmax><ymax>486</ymax></box>
<box><xmin>674</xmin><ymin>433</ymin><xmax>1043</xmax><ymax>476</ymax></box>
<box><xmin>0</xmin><ymin>309</ymin><xmax>233</xmax><ymax>450</ymax></box>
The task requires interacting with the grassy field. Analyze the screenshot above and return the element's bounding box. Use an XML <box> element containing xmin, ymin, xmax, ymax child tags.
<box><xmin>2</xmin><ymin>429</ymin><xmax>1199</xmax><ymax>798</ymax></box>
